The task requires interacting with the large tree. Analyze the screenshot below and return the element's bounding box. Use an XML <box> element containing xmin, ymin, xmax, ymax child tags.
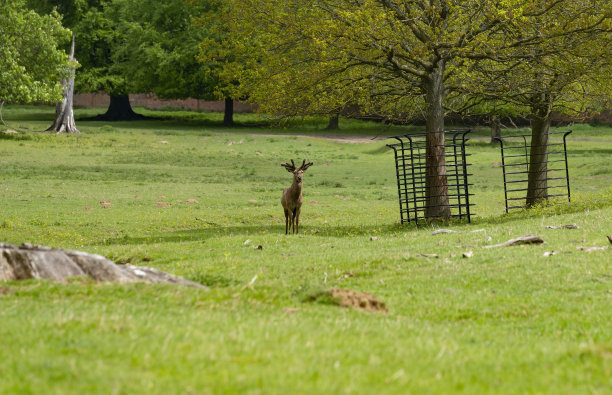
<box><xmin>1</xmin><ymin>0</ymin><xmax>72</xmax><ymax>107</ymax></box>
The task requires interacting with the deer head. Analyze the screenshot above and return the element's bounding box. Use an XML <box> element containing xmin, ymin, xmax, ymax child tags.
<box><xmin>281</xmin><ymin>159</ymin><xmax>314</xmax><ymax>184</ymax></box>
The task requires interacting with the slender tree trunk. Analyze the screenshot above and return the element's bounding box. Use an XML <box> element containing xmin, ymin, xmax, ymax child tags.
<box><xmin>526</xmin><ymin>106</ymin><xmax>551</xmax><ymax>207</ymax></box>
<box><xmin>47</xmin><ymin>35</ymin><xmax>79</xmax><ymax>134</ymax></box>
<box><xmin>424</xmin><ymin>61</ymin><xmax>451</xmax><ymax>221</ymax></box>
<box><xmin>490</xmin><ymin>114</ymin><xmax>501</xmax><ymax>144</ymax></box>
<box><xmin>223</xmin><ymin>97</ymin><xmax>234</xmax><ymax>126</ymax></box>
<box><xmin>325</xmin><ymin>113</ymin><xmax>340</xmax><ymax>130</ymax></box>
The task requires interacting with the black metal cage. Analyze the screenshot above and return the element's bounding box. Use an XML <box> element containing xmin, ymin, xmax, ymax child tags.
<box><xmin>494</xmin><ymin>130</ymin><xmax>572</xmax><ymax>212</ymax></box>
<box><xmin>387</xmin><ymin>130</ymin><xmax>474</xmax><ymax>225</ymax></box>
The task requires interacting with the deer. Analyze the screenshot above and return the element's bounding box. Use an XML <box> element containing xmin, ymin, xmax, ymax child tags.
<box><xmin>281</xmin><ymin>159</ymin><xmax>314</xmax><ymax>234</ymax></box>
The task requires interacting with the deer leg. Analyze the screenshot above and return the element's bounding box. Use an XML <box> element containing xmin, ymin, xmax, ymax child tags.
<box><xmin>288</xmin><ymin>210</ymin><xmax>294</xmax><ymax>234</ymax></box>
<box><xmin>292</xmin><ymin>208</ymin><xmax>298</xmax><ymax>234</ymax></box>
<box><xmin>295</xmin><ymin>207</ymin><xmax>301</xmax><ymax>234</ymax></box>
<box><xmin>284</xmin><ymin>208</ymin><xmax>289</xmax><ymax>235</ymax></box>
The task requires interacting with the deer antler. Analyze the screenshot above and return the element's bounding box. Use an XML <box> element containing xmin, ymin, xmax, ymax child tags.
<box><xmin>281</xmin><ymin>159</ymin><xmax>296</xmax><ymax>172</ymax></box>
<box><xmin>299</xmin><ymin>159</ymin><xmax>314</xmax><ymax>171</ymax></box>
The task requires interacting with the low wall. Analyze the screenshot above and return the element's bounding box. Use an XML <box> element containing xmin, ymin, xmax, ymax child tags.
<box><xmin>73</xmin><ymin>93</ymin><xmax>256</xmax><ymax>113</ymax></box>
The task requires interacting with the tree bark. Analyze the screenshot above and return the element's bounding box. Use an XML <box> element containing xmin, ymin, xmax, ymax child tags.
<box><xmin>490</xmin><ymin>114</ymin><xmax>501</xmax><ymax>144</ymax></box>
<box><xmin>526</xmin><ymin>108</ymin><xmax>551</xmax><ymax>207</ymax></box>
<box><xmin>47</xmin><ymin>35</ymin><xmax>79</xmax><ymax>134</ymax></box>
<box><xmin>223</xmin><ymin>97</ymin><xmax>234</xmax><ymax>126</ymax></box>
<box><xmin>325</xmin><ymin>113</ymin><xmax>340</xmax><ymax>130</ymax></box>
<box><xmin>90</xmin><ymin>94</ymin><xmax>145</xmax><ymax>121</ymax></box>
<box><xmin>424</xmin><ymin>61</ymin><xmax>451</xmax><ymax>221</ymax></box>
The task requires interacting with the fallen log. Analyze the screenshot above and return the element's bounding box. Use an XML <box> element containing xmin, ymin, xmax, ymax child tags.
<box><xmin>484</xmin><ymin>235</ymin><xmax>544</xmax><ymax>248</ymax></box>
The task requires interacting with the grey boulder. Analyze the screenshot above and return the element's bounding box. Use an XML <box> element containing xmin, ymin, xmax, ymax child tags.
<box><xmin>0</xmin><ymin>242</ymin><xmax>205</xmax><ymax>288</ymax></box>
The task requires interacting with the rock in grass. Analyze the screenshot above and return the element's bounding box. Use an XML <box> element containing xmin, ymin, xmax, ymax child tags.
<box><xmin>462</xmin><ymin>251</ymin><xmax>474</xmax><ymax>258</ymax></box>
<box><xmin>0</xmin><ymin>243</ymin><xmax>205</xmax><ymax>288</ymax></box>
<box><xmin>485</xmin><ymin>235</ymin><xmax>544</xmax><ymax>248</ymax></box>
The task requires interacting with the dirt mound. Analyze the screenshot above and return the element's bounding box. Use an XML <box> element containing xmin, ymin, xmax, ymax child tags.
<box><xmin>305</xmin><ymin>288</ymin><xmax>387</xmax><ymax>312</ymax></box>
<box><xmin>330</xmin><ymin>288</ymin><xmax>387</xmax><ymax>312</ymax></box>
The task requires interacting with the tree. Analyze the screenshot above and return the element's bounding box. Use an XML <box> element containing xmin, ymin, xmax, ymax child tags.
<box><xmin>1</xmin><ymin>0</ymin><xmax>72</xmax><ymax>107</ymax></box>
<box><xmin>466</xmin><ymin>0</ymin><xmax>611</xmax><ymax>206</ymax></box>
<box><xmin>46</xmin><ymin>35</ymin><xmax>80</xmax><ymax>133</ymax></box>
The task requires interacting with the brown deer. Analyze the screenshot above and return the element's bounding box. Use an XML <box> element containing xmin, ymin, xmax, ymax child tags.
<box><xmin>281</xmin><ymin>159</ymin><xmax>314</xmax><ymax>234</ymax></box>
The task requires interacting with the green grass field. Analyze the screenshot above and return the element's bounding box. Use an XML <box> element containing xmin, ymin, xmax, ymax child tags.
<box><xmin>1</xmin><ymin>105</ymin><xmax>611</xmax><ymax>394</ymax></box>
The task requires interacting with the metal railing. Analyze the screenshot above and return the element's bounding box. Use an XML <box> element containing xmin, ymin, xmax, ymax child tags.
<box><xmin>494</xmin><ymin>130</ymin><xmax>572</xmax><ymax>212</ymax></box>
<box><xmin>387</xmin><ymin>130</ymin><xmax>474</xmax><ymax>225</ymax></box>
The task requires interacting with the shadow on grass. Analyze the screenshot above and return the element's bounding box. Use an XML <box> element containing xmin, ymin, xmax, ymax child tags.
<box><xmin>98</xmin><ymin>223</ymin><xmax>417</xmax><ymax>246</ymax></box>
<box><xmin>472</xmin><ymin>192</ymin><xmax>612</xmax><ymax>226</ymax></box>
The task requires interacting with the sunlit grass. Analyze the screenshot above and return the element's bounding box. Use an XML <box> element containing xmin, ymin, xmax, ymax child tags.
<box><xmin>1</xmin><ymin>105</ymin><xmax>611</xmax><ymax>394</ymax></box>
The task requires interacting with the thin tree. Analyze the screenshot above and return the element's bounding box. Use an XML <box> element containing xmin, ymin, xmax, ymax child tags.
<box><xmin>466</xmin><ymin>0</ymin><xmax>611</xmax><ymax>206</ymax></box>
<box><xmin>47</xmin><ymin>35</ymin><xmax>79</xmax><ymax>134</ymax></box>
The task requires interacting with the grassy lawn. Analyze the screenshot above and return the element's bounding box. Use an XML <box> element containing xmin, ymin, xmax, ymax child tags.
<box><xmin>1</xmin><ymin>105</ymin><xmax>611</xmax><ymax>394</ymax></box>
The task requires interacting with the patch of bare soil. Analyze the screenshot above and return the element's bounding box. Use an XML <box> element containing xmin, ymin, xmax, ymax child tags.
<box><xmin>331</xmin><ymin>288</ymin><xmax>387</xmax><ymax>312</ymax></box>
<box><xmin>311</xmin><ymin>288</ymin><xmax>387</xmax><ymax>312</ymax></box>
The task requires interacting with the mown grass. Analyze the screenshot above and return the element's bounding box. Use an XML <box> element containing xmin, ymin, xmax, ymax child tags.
<box><xmin>1</xmin><ymin>105</ymin><xmax>611</xmax><ymax>394</ymax></box>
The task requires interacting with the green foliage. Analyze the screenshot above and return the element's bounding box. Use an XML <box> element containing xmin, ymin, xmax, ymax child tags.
<box><xmin>463</xmin><ymin>0</ymin><xmax>612</xmax><ymax>118</ymax></box>
<box><xmin>203</xmin><ymin>0</ymin><xmax>610</xmax><ymax>124</ymax></box>
<box><xmin>110</xmin><ymin>0</ymin><xmax>219</xmax><ymax>99</ymax></box>
<box><xmin>26</xmin><ymin>0</ymin><xmax>122</xmax><ymax>94</ymax></box>
<box><xmin>202</xmin><ymin>0</ymin><xmax>529</xmax><ymax>120</ymax></box>
<box><xmin>26</xmin><ymin>0</ymin><xmax>221</xmax><ymax>100</ymax></box>
<box><xmin>0</xmin><ymin>0</ymin><xmax>72</xmax><ymax>103</ymax></box>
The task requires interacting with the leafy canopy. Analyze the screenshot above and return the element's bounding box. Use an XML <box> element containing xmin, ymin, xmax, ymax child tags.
<box><xmin>1</xmin><ymin>0</ymin><xmax>73</xmax><ymax>103</ymax></box>
<box><xmin>111</xmin><ymin>0</ymin><xmax>219</xmax><ymax>100</ymax></box>
<box><xmin>203</xmin><ymin>0</ymin><xmax>532</xmax><ymax>120</ymax></box>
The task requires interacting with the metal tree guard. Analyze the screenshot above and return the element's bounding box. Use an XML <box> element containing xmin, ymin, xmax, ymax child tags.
<box><xmin>387</xmin><ymin>130</ymin><xmax>474</xmax><ymax>225</ymax></box>
<box><xmin>494</xmin><ymin>130</ymin><xmax>572</xmax><ymax>212</ymax></box>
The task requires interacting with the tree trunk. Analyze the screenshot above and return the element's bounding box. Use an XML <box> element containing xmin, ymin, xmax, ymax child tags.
<box><xmin>490</xmin><ymin>114</ymin><xmax>501</xmax><ymax>144</ymax></box>
<box><xmin>526</xmin><ymin>108</ymin><xmax>551</xmax><ymax>207</ymax></box>
<box><xmin>424</xmin><ymin>61</ymin><xmax>451</xmax><ymax>221</ymax></box>
<box><xmin>325</xmin><ymin>113</ymin><xmax>340</xmax><ymax>130</ymax></box>
<box><xmin>223</xmin><ymin>97</ymin><xmax>234</xmax><ymax>126</ymax></box>
<box><xmin>47</xmin><ymin>35</ymin><xmax>79</xmax><ymax>134</ymax></box>
<box><xmin>92</xmin><ymin>94</ymin><xmax>144</xmax><ymax>121</ymax></box>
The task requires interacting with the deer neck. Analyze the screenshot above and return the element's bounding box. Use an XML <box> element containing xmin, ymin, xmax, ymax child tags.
<box><xmin>289</xmin><ymin>179</ymin><xmax>303</xmax><ymax>197</ymax></box>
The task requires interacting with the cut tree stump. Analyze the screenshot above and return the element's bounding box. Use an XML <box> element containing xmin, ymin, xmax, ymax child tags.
<box><xmin>0</xmin><ymin>243</ymin><xmax>205</xmax><ymax>288</ymax></box>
